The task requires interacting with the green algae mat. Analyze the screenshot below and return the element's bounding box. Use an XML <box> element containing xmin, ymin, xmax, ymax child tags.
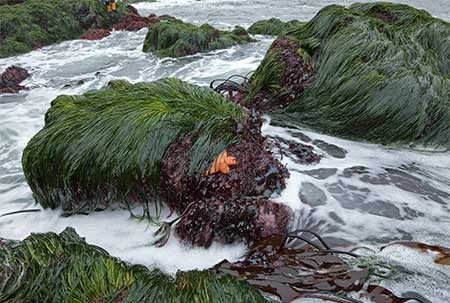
<box><xmin>248</xmin><ymin>2</ymin><xmax>450</xmax><ymax>147</ymax></box>
<box><xmin>0</xmin><ymin>228</ymin><xmax>272</xmax><ymax>303</ymax></box>
<box><xmin>143</xmin><ymin>18</ymin><xmax>256</xmax><ymax>58</ymax></box>
<box><xmin>0</xmin><ymin>0</ymin><xmax>128</xmax><ymax>58</ymax></box>
<box><xmin>22</xmin><ymin>78</ymin><xmax>246</xmax><ymax>215</ymax></box>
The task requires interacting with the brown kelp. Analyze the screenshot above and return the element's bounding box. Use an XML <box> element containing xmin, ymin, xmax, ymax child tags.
<box><xmin>215</xmin><ymin>232</ymin><xmax>429</xmax><ymax>303</ymax></box>
<box><xmin>143</xmin><ymin>18</ymin><xmax>256</xmax><ymax>58</ymax></box>
<box><xmin>248</xmin><ymin>2</ymin><xmax>450</xmax><ymax>146</ymax></box>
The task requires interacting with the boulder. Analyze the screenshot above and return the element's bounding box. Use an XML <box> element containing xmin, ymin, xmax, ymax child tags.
<box><xmin>143</xmin><ymin>18</ymin><xmax>256</xmax><ymax>58</ymax></box>
<box><xmin>81</xmin><ymin>28</ymin><xmax>111</xmax><ymax>40</ymax></box>
<box><xmin>22</xmin><ymin>78</ymin><xmax>290</xmax><ymax>246</ymax></box>
<box><xmin>248</xmin><ymin>3</ymin><xmax>450</xmax><ymax>146</ymax></box>
<box><xmin>0</xmin><ymin>65</ymin><xmax>30</xmax><ymax>94</ymax></box>
<box><xmin>114</xmin><ymin>13</ymin><xmax>160</xmax><ymax>31</ymax></box>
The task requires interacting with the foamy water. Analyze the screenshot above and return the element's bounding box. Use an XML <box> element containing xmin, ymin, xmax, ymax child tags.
<box><xmin>0</xmin><ymin>0</ymin><xmax>449</xmax><ymax>301</ymax></box>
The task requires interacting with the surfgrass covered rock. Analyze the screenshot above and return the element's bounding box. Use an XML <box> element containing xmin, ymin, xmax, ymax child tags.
<box><xmin>22</xmin><ymin>78</ymin><xmax>245</xmax><ymax>214</ymax></box>
<box><xmin>248</xmin><ymin>2</ymin><xmax>450</xmax><ymax>146</ymax></box>
<box><xmin>0</xmin><ymin>227</ymin><xmax>272</xmax><ymax>303</ymax></box>
<box><xmin>143</xmin><ymin>18</ymin><xmax>256</xmax><ymax>58</ymax></box>
<box><xmin>22</xmin><ymin>78</ymin><xmax>291</xmax><ymax>246</ymax></box>
<box><xmin>0</xmin><ymin>0</ymin><xmax>128</xmax><ymax>58</ymax></box>
<box><xmin>248</xmin><ymin>18</ymin><xmax>304</xmax><ymax>36</ymax></box>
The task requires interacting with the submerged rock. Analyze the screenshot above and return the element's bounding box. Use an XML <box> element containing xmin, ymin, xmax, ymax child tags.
<box><xmin>248</xmin><ymin>18</ymin><xmax>304</xmax><ymax>36</ymax></box>
<box><xmin>0</xmin><ymin>65</ymin><xmax>30</xmax><ymax>94</ymax></box>
<box><xmin>249</xmin><ymin>2</ymin><xmax>450</xmax><ymax>147</ymax></box>
<box><xmin>143</xmin><ymin>18</ymin><xmax>256</xmax><ymax>58</ymax></box>
<box><xmin>0</xmin><ymin>0</ymin><xmax>129</xmax><ymax>58</ymax></box>
<box><xmin>299</xmin><ymin>182</ymin><xmax>327</xmax><ymax>207</ymax></box>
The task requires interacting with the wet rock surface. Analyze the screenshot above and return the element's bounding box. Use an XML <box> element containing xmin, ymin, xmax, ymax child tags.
<box><xmin>0</xmin><ymin>66</ymin><xmax>30</xmax><ymax>94</ymax></box>
<box><xmin>299</xmin><ymin>182</ymin><xmax>327</xmax><ymax>206</ymax></box>
<box><xmin>328</xmin><ymin>181</ymin><xmax>403</xmax><ymax>219</ymax></box>
<box><xmin>312</xmin><ymin>139</ymin><xmax>347</xmax><ymax>158</ymax></box>
<box><xmin>247</xmin><ymin>38</ymin><xmax>315</xmax><ymax>112</ymax></box>
<box><xmin>160</xmin><ymin>115</ymin><xmax>291</xmax><ymax>247</ymax></box>
<box><xmin>113</xmin><ymin>12</ymin><xmax>160</xmax><ymax>31</ymax></box>
<box><xmin>299</xmin><ymin>168</ymin><xmax>338</xmax><ymax>180</ymax></box>
<box><xmin>176</xmin><ymin>198</ymin><xmax>291</xmax><ymax>247</ymax></box>
<box><xmin>81</xmin><ymin>28</ymin><xmax>111</xmax><ymax>40</ymax></box>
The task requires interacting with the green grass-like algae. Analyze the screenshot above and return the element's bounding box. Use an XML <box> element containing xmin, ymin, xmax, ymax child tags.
<box><xmin>22</xmin><ymin>78</ymin><xmax>246</xmax><ymax>217</ymax></box>
<box><xmin>0</xmin><ymin>227</ymin><xmax>272</xmax><ymax>303</ymax></box>
<box><xmin>143</xmin><ymin>18</ymin><xmax>256</xmax><ymax>58</ymax></box>
<box><xmin>0</xmin><ymin>0</ymin><xmax>128</xmax><ymax>58</ymax></box>
<box><xmin>249</xmin><ymin>2</ymin><xmax>450</xmax><ymax>147</ymax></box>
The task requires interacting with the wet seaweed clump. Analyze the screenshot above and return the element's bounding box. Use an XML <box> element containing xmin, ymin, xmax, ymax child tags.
<box><xmin>248</xmin><ymin>18</ymin><xmax>304</xmax><ymax>36</ymax></box>
<box><xmin>23</xmin><ymin>78</ymin><xmax>290</xmax><ymax>247</ymax></box>
<box><xmin>143</xmin><ymin>18</ymin><xmax>256</xmax><ymax>58</ymax></box>
<box><xmin>0</xmin><ymin>0</ymin><xmax>130</xmax><ymax>58</ymax></box>
<box><xmin>0</xmin><ymin>228</ymin><xmax>272</xmax><ymax>303</ymax></box>
<box><xmin>245</xmin><ymin>38</ymin><xmax>315</xmax><ymax>112</ymax></box>
<box><xmin>249</xmin><ymin>2</ymin><xmax>450</xmax><ymax>146</ymax></box>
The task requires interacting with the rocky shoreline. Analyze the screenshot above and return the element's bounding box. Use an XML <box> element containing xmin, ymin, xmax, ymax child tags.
<box><xmin>1</xmin><ymin>1</ymin><xmax>449</xmax><ymax>302</ymax></box>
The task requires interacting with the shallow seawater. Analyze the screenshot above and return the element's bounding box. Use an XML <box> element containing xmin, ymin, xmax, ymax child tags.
<box><xmin>0</xmin><ymin>0</ymin><xmax>449</xmax><ymax>301</ymax></box>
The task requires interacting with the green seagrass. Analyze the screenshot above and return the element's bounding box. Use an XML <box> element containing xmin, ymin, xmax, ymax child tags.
<box><xmin>249</xmin><ymin>2</ymin><xmax>450</xmax><ymax>147</ymax></box>
<box><xmin>0</xmin><ymin>0</ymin><xmax>128</xmax><ymax>58</ymax></box>
<box><xmin>22</xmin><ymin>78</ymin><xmax>246</xmax><ymax>216</ymax></box>
<box><xmin>0</xmin><ymin>228</ymin><xmax>272</xmax><ymax>303</ymax></box>
<box><xmin>143</xmin><ymin>18</ymin><xmax>256</xmax><ymax>58</ymax></box>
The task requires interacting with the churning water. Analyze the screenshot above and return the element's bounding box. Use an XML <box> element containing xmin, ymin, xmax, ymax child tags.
<box><xmin>0</xmin><ymin>0</ymin><xmax>449</xmax><ymax>301</ymax></box>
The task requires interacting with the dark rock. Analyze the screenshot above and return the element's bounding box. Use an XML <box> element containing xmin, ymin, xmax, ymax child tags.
<box><xmin>312</xmin><ymin>140</ymin><xmax>347</xmax><ymax>159</ymax></box>
<box><xmin>176</xmin><ymin>198</ymin><xmax>291</xmax><ymax>247</ymax></box>
<box><xmin>0</xmin><ymin>65</ymin><xmax>30</xmax><ymax>94</ymax></box>
<box><xmin>288</xmin><ymin>142</ymin><xmax>321</xmax><ymax>164</ymax></box>
<box><xmin>341</xmin><ymin>166</ymin><xmax>370</xmax><ymax>178</ymax></box>
<box><xmin>246</xmin><ymin>38</ymin><xmax>314</xmax><ymax>112</ymax></box>
<box><xmin>81</xmin><ymin>29</ymin><xmax>111</xmax><ymax>40</ymax></box>
<box><xmin>289</xmin><ymin>131</ymin><xmax>312</xmax><ymax>143</ymax></box>
<box><xmin>300</xmin><ymin>168</ymin><xmax>337</xmax><ymax>180</ymax></box>
<box><xmin>328</xmin><ymin>181</ymin><xmax>403</xmax><ymax>219</ymax></box>
<box><xmin>299</xmin><ymin>182</ymin><xmax>327</xmax><ymax>207</ymax></box>
<box><xmin>160</xmin><ymin>114</ymin><xmax>291</xmax><ymax>247</ymax></box>
<box><xmin>114</xmin><ymin>13</ymin><xmax>160</xmax><ymax>31</ymax></box>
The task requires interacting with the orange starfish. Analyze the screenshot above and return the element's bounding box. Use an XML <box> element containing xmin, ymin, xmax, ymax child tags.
<box><xmin>204</xmin><ymin>150</ymin><xmax>238</xmax><ymax>176</ymax></box>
